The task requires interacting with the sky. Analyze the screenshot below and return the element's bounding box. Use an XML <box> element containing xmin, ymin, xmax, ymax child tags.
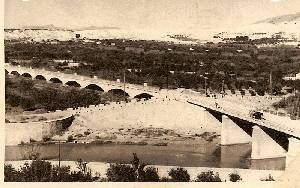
<box><xmin>4</xmin><ymin>0</ymin><xmax>300</xmax><ymax>32</ymax></box>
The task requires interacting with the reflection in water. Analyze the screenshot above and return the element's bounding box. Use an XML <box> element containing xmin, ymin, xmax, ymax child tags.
<box><xmin>251</xmin><ymin>157</ymin><xmax>286</xmax><ymax>170</ymax></box>
<box><xmin>5</xmin><ymin>142</ymin><xmax>286</xmax><ymax>170</ymax></box>
<box><xmin>220</xmin><ymin>144</ymin><xmax>251</xmax><ymax>169</ymax></box>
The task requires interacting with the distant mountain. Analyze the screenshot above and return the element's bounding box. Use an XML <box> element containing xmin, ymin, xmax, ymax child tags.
<box><xmin>21</xmin><ymin>24</ymin><xmax>66</xmax><ymax>30</ymax></box>
<box><xmin>75</xmin><ymin>26</ymin><xmax>120</xmax><ymax>31</ymax></box>
<box><xmin>255</xmin><ymin>12</ymin><xmax>300</xmax><ymax>24</ymax></box>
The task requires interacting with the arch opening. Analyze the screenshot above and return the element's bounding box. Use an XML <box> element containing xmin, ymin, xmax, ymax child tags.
<box><xmin>85</xmin><ymin>84</ymin><xmax>104</xmax><ymax>92</ymax></box>
<box><xmin>66</xmin><ymin>80</ymin><xmax>81</xmax><ymax>87</ymax></box>
<box><xmin>21</xmin><ymin>73</ymin><xmax>32</xmax><ymax>78</ymax></box>
<box><xmin>50</xmin><ymin>77</ymin><xmax>63</xmax><ymax>84</ymax></box>
<box><xmin>35</xmin><ymin>75</ymin><xmax>46</xmax><ymax>81</ymax></box>
<box><xmin>108</xmin><ymin>89</ymin><xmax>129</xmax><ymax>97</ymax></box>
<box><xmin>134</xmin><ymin>93</ymin><xmax>153</xmax><ymax>100</ymax></box>
<box><xmin>5</xmin><ymin>69</ymin><xmax>9</xmax><ymax>75</ymax></box>
<box><xmin>11</xmin><ymin>71</ymin><xmax>20</xmax><ymax>76</ymax></box>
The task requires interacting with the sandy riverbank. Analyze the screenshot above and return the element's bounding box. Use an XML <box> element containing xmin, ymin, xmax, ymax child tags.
<box><xmin>6</xmin><ymin>98</ymin><xmax>221</xmax><ymax>145</ymax></box>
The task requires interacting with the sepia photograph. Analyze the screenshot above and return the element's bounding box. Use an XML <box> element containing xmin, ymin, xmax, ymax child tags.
<box><xmin>2</xmin><ymin>0</ymin><xmax>300</xmax><ymax>186</ymax></box>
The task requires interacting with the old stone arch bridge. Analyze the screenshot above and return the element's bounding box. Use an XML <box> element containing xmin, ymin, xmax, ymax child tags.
<box><xmin>5</xmin><ymin>64</ymin><xmax>165</xmax><ymax>98</ymax></box>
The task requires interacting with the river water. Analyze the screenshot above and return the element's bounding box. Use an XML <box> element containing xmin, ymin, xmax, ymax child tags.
<box><xmin>5</xmin><ymin>142</ymin><xmax>285</xmax><ymax>170</ymax></box>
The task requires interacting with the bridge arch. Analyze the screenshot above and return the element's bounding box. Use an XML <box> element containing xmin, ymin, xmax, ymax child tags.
<box><xmin>49</xmin><ymin>77</ymin><xmax>63</xmax><ymax>84</ymax></box>
<box><xmin>108</xmin><ymin>89</ymin><xmax>129</xmax><ymax>97</ymax></box>
<box><xmin>35</xmin><ymin>75</ymin><xmax>46</xmax><ymax>81</ymax></box>
<box><xmin>65</xmin><ymin>80</ymin><xmax>81</xmax><ymax>87</ymax></box>
<box><xmin>85</xmin><ymin>84</ymin><xmax>104</xmax><ymax>92</ymax></box>
<box><xmin>11</xmin><ymin>71</ymin><xmax>20</xmax><ymax>76</ymax></box>
<box><xmin>21</xmin><ymin>73</ymin><xmax>32</xmax><ymax>78</ymax></box>
<box><xmin>134</xmin><ymin>93</ymin><xmax>153</xmax><ymax>100</ymax></box>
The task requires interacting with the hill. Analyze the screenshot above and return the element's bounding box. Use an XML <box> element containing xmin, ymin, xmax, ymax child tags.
<box><xmin>255</xmin><ymin>12</ymin><xmax>300</xmax><ymax>24</ymax></box>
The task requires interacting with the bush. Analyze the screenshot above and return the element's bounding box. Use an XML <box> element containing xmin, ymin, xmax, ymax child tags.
<box><xmin>229</xmin><ymin>172</ymin><xmax>242</xmax><ymax>182</ymax></box>
<box><xmin>106</xmin><ymin>163</ymin><xmax>137</xmax><ymax>182</ymax></box>
<box><xmin>4</xmin><ymin>164</ymin><xmax>22</xmax><ymax>182</ymax></box>
<box><xmin>168</xmin><ymin>167</ymin><xmax>190</xmax><ymax>182</ymax></box>
<box><xmin>4</xmin><ymin>160</ymin><xmax>97</xmax><ymax>182</ymax></box>
<box><xmin>249</xmin><ymin>90</ymin><xmax>256</xmax><ymax>96</ymax></box>
<box><xmin>261</xmin><ymin>174</ymin><xmax>275</xmax><ymax>181</ymax></box>
<box><xmin>19</xmin><ymin>160</ymin><xmax>53</xmax><ymax>181</ymax></box>
<box><xmin>106</xmin><ymin>153</ymin><xmax>160</xmax><ymax>182</ymax></box>
<box><xmin>67</xmin><ymin>135</ymin><xmax>74</xmax><ymax>142</ymax></box>
<box><xmin>141</xmin><ymin>167</ymin><xmax>160</xmax><ymax>182</ymax></box>
<box><xmin>195</xmin><ymin>171</ymin><xmax>222</xmax><ymax>182</ymax></box>
<box><xmin>240</xmin><ymin>89</ymin><xmax>245</xmax><ymax>96</ymax></box>
<box><xmin>42</xmin><ymin>136</ymin><xmax>51</xmax><ymax>142</ymax></box>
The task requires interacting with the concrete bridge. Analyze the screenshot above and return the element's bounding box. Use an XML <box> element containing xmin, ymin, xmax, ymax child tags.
<box><xmin>5</xmin><ymin>64</ymin><xmax>164</xmax><ymax>98</ymax></box>
<box><xmin>187</xmin><ymin>100</ymin><xmax>300</xmax><ymax>168</ymax></box>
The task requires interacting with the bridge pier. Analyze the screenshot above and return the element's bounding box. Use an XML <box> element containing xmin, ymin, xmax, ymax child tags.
<box><xmin>251</xmin><ymin>126</ymin><xmax>286</xmax><ymax>160</ymax></box>
<box><xmin>286</xmin><ymin>137</ymin><xmax>300</xmax><ymax>167</ymax></box>
<box><xmin>221</xmin><ymin>115</ymin><xmax>251</xmax><ymax>145</ymax></box>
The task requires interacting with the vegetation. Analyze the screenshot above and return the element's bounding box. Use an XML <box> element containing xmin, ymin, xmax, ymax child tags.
<box><xmin>168</xmin><ymin>167</ymin><xmax>191</xmax><ymax>182</ymax></box>
<box><xmin>106</xmin><ymin>153</ymin><xmax>160</xmax><ymax>182</ymax></box>
<box><xmin>5</xmin><ymin>40</ymin><xmax>300</xmax><ymax>93</ymax></box>
<box><xmin>273</xmin><ymin>93</ymin><xmax>300</xmax><ymax>119</ymax></box>
<box><xmin>261</xmin><ymin>174</ymin><xmax>275</xmax><ymax>181</ymax></box>
<box><xmin>229</xmin><ymin>172</ymin><xmax>242</xmax><ymax>182</ymax></box>
<box><xmin>195</xmin><ymin>170</ymin><xmax>222</xmax><ymax>182</ymax></box>
<box><xmin>4</xmin><ymin>152</ymin><xmax>246</xmax><ymax>182</ymax></box>
<box><xmin>4</xmin><ymin>159</ymin><xmax>97</xmax><ymax>182</ymax></box>
<box><xmin>5</xmin><ymin>75</ymin><xmax>126</xmax><ymax>113</ymax></box>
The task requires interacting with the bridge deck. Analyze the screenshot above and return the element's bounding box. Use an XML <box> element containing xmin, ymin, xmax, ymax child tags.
<box><xmin>187</xmin><ymin>99</ymin><xmax>300</xmax><ymax>139</ymax></box>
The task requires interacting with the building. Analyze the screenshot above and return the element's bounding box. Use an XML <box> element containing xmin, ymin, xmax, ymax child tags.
<box><xmin>283</xmin><ymin>73</ymin><xmax>300</xmax><ymax>80</ymax></box>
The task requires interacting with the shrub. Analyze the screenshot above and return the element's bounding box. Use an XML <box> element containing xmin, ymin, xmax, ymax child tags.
<box><xmin>229</xmin><ymin>172</ymin><xmax>242</xmax><ymax>182</ymax></box>
<box><xmin>261</xmin><ymin>174</ymin><xmax>275</xmax><ymax>181</ymax></box>
<box><xmin>160</xmin><ymin>176</ymin><xmax>170</xmax><ymax>182</ymax></box>
<box><xmin>168</xmin><ymin>167</ymin><xmax>190</xmax><ymax>182</ymax></box>
<box><xmin>141</xmin><ymin>166</ymin><xmax>160</xmax><ymax>182</ymax></box>
<box><xmin>20</xmin><ymin>160</ymin><xmax>53</xmax><ymax>181</ymax></box>
<box><xmin>4</xmin><ymin>164</ymin><xmax>22</xmax><ymax>182</ymax></box>
<box><xmin>240</xmin><ymin>89</ymin><xmax>245</xmax><ymax>96</ymax></box>
<box><xmin>195</xmin><ymin>171</ymin><xmax>222</xmax><ymax>182</ymax></box>
<box><xmin>42</xmin><ymin>136</ymin><xmax>51</xmax><ymax>142</ymax></box>
<box><xmin>67</xmin><ymin>135</ymin><xmax>74</xmax><ymax>142</ymax></box>
<box><xmin>106</xmin><ymin>163</ymin><xmax>137</xmax><ymax>182</ymax></box>
<box><xmin>106</xmin><ymin>153</ymin><xmax>160</xmax><ymax>182</ymax></box>
<box><xmin>4</xmin><ymin>160</ymin><xmax>97</xmax><ymax>182</ymax></box>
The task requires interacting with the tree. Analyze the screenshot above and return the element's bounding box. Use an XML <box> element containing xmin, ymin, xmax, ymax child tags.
<box><xmin>229</xmin><ymin>172</ymin><xmax>242</xmax><ymax>182</ymax></box>
<box><xmin>195</xmin><ymin>171</ymin><xmax>222</xmax><ymax>182</ymax></box>
<box><xmin>168</xmin><ymin>167</ymin><xmax>190</xmax><ymax>182</ymax></box>
<box><xmin>106</xmin><ymin>163</ymin><xmax>137</xmax><ymax>182</ymax></box>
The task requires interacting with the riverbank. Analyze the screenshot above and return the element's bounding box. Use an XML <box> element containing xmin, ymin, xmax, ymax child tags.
<box><xmin>5</xmin><ymin>98</ymin><xmax>221</xmax><ymax>145</ymax></box>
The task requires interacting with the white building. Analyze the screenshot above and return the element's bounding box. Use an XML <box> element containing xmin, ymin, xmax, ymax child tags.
<box><xmin>283</xmin><ymin>73</ymin><xmax>300</xmax><ymax>80</ymax></box>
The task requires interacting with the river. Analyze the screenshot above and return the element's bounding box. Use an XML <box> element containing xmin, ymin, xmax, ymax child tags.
<box><xmin>5</xmin><ymin>142</ymin><xmax>285</xmax><ymax>170</ymax></box>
